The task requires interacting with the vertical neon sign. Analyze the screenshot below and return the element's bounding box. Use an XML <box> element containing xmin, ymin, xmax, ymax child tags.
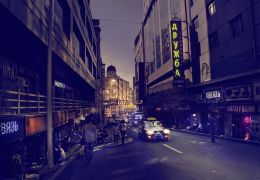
<box><xmin>170</xmin><ymin>21</ymin><xmax>184</xmax><ymax>86</ymax></box>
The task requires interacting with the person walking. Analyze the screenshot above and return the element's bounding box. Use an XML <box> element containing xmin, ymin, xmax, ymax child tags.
<box><xmin>208</xmin><ymin>113</ymin><xmax>216</xmax><ymax>143</ymax></box>
<box><xmin>81</xmin><ymin>118</ymin><xmax>97</xmax><ymax>161</ymax></box>
<box><xmin>120</xmin><ymin>120</ymin><xmax>127</xmax><ymax>145</ymax></box>
<box><xmin>12</xmin><ymin>150</ymin><xmax>23</xmax><ymax>180</ymax></box>
<box><xmin>113</xmin><ymin>124</ymin><xmax>120</xmax><ymax>144</ymax></box>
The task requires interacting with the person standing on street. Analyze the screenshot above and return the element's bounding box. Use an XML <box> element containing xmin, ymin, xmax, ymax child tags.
<box><xmin>82</xmin><ymin>117</ymin><xmax>97</xmax><ymax>161</ymax></box>
<box><xmin>12</xmin><ymin>150</ymin><xmax>23</xmax><ymax>180</ymax></box>
<box><xmin>113</xmin><ymin>124</ymin><xmax>120</xmax><ymax>144</ymax></box>
<box><xmin>208</xmin><ymin>113</ymin><xmax>216</xmax><ymax>143</ymax></box>
<box><xmin>120</xmin><ymin>120</ymin><xmax>127</xmax><ymax>145</ymax></box>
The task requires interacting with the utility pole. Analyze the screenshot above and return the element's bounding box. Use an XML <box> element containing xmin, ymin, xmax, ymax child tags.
<box><xmin>47</xmin><ymin>0</ymin><xmax>54</xmax><ymax>168</ymax></box>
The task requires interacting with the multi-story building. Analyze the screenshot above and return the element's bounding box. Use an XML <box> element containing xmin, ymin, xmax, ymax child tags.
<box><xmin>134</xmin><ymin>30</ymin><xmax>146</xmax><ymax>111</ymax></box>
<box><xmin>188</xmin><ymin>0</ymin><xmax>260</xmax><ymax>141</ymax></box>
<box><xmin>134</xmin><ymin>0</ymin><xmax>192</xmax><ymax>126</ymax></box>
<box><xmin>103</xmin><ymin>65</ymin><xmax>134</xmax><ymax>119</ymax></box>
<box><xmin>0</xmin><ymin>0</ymin><xmax>100</xmax><ymax>177</ymax></box>
<box><xmin>135</xmin><ymin>0</ymin><xmax>260</xmax><ymax>142</ymax></box>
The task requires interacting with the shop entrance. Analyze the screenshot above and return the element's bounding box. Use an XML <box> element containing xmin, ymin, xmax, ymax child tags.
<box><xmin>232</xmin><ymin>114</ymin><xmax>242</xmax><ymax>138</ymax></box>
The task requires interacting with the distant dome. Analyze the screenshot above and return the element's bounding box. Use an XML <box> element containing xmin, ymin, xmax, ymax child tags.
<box><xmin>107</xmin><ymin>65</ymin><xmax>116</xmax><ymax>72</ymax></box>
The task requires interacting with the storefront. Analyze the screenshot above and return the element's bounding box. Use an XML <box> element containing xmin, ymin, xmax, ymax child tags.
<box><xmin>226</xmin><ymin>104</ymin><xmax>257</xmax><ymax>139</ymax></box>
<box><xmin>25</xmin><ymin>114</ymin><xmax>47</xmax><ymax>167</ymax></box>
<box><xmin>188</xmin><ymin>82</ymin><xmax>260</xmax><ymax>142</ymax></box>
<box><xmin>0</xmin><ymin>115</ymin><xmax>26</xmax><ymax>179</ymax></box>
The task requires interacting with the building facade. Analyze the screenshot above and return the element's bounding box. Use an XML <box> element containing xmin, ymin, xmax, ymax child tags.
<box><xmin>0</xmin><ymin>0</ymin><xmax>100</xmax><ymax>177</ymax></box>
<box><xmin>134</xmin><ymin>0</ymin><xmax>192</xmax><ymax>126</ymax></box>
<box><xmin>103</xmin><ymin>65</ymin><xmax>134</xmax><ymax>119</ymax></box>
<box><xmin>135</xmin><ymin>0</ymin><xmax>260</xmax><ymax>142</ymax></box>
<box><xmin>188</xmin><ymin>0</ymin><xmax>260</xmax><ymax>141</ymax></box>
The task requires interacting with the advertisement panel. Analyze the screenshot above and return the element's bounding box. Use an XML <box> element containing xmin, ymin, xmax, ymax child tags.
<box><xmin>170</xmin><ymin>21</ymin><xmax>184</xmax><ymax>86</ymax></box>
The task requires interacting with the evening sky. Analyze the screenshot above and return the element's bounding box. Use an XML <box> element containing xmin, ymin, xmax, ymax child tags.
<box><xmin>90</xmin><ymin>0</ymin><xmax>143</xmax><ymax>86</ymax></box>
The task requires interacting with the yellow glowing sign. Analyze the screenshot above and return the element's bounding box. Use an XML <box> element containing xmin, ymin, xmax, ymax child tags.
<box><xmin>170</xmin><ymin>21</ymin><xmax>184</xmax><ymax>85</ymax></box>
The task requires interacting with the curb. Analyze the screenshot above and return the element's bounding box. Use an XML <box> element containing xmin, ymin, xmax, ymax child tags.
<box><xmin>38</xmin><ymin>144</ymin><xmax>82</xmax><ymax>180</ymax></box>
<box><xmin>171</xmin><ymin>129</ymin><xmax>260</xmax><ymax>146</ymax></box>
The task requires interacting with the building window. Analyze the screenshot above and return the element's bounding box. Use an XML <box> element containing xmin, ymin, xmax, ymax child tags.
<box><xmin>77</xmin><ymin>0</ymin><xmax>86</xmax><ymax>25</ymax></box>
<box><xmin>192</xmin><ymin>16</ymin><xmax>199</xmax><ymax>30</ymax></box>
<box><xmin>57</xmin><ymin>0</ymin><xmax>71</xmax><ymax>40</ymax></box>
<box><xmin>207</xmin><ymin>1</ymin><xmax>216</xmax><ymax>17</ymax></box>
<box><xmin>209</xmin><ymin>31</ymin><xmax>219</xmax><ymax>50</ymax></box>
<box><xmin>73</xmin><ymin>20</ymin><xmax>85</xmax><ymax>62</ymax></box>
<box><xmin>93</xmin><ymin>64</ymin><xmax>97</xmax><ymax>79</ymax></box>
<box><xmin>230</xmin><ymin>14</ymin><xmax>244</xmax><ymax>37</ymax></box>
<box><xmin>86</xmin><ymin>18</ymin><xmax>93</xmax><ymax>44</ymax></box>
<box><xmin>86</xmin><ymin>48</ymin><xmax>92</xmax><ymax>73</ymax></box>
<box><xmin>190</xmin><ymin>0</ymin><xmax>194</xmax><ymax>7</ymax></box>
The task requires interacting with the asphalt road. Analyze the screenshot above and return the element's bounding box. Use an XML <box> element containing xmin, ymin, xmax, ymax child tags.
<box><xmin>53</xmin><ymin>128</ymin><xmax>260</xmax><ymax>180</ymax></box>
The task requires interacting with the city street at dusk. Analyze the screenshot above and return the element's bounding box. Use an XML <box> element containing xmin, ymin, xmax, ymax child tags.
<box><xmin>53</xmin><ymin>129</ymin><xmax>260</xmax><ymax>180</ymax></box>
<box><xmin>1</xmin><ymin>0</ymin><xmax>260</xmax><ymax>179</ymax></box>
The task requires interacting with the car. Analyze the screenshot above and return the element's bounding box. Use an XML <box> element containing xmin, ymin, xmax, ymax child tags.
<box><xmin>130</xmin><ymin>112</ymin><xmax>145</xmax><ymax>126</ymax></box>
<box><xmin>138</xmin><ymin>117</ymin><xmax>170</xmax><ymax>141</ymax></box>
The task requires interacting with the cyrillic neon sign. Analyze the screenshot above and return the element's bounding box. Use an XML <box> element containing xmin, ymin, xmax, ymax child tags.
<box><xmin>170</xmin><ymin>21</ymin><xmax>184</xmax><ymax>86</ymax></box>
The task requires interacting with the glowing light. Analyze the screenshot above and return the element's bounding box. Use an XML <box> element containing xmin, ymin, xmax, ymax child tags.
<box><xmin>170</xmin><ymin>21</ymin><xmax>184</xmax><ymax>85</ymax></box>
<box><xmin>146</xmin><ymin>130</ymin><xmax>154</xmax><ymax>135</ymax></box>
<box><xmin>244</xmin><ymin>116</ymin><xmax>251</xmax><ymax>124</ymax></box>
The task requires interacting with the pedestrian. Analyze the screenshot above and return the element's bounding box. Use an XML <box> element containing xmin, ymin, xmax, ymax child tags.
<box><xmin>208</xmin><ymin>113</ymin><xmax>216</xmax><ymax>143</ymax></box>
<box><xmin>120</xmin><ymin>120</ymin><xmax>127</xmax><ymax>145</ymax></box>
<box><xmin>81</xmin><ymin>117</ymin><xmax>97</xmax><ymax>161</ymax></box>
<box><xmin>11</xmin><ymin>150</ymin><xmax>23</xmax><ymax>180</ymax></box>
<box><xmin>113</xmin><ymin>124</ymin><xmax>120</xmax><ymax>144</ymax></box>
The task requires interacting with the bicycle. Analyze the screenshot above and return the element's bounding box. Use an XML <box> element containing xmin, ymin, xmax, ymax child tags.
<box><xmin>84</xmin><ymin>142</ymin><xmax>95</xmax><ymax>162</ymax></box>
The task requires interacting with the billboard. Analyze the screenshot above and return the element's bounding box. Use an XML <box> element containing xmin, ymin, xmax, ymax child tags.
<box><xmin>170</xmin><ymin>21</ymin><xmax>184</xmax><ymax>86</ymax></box>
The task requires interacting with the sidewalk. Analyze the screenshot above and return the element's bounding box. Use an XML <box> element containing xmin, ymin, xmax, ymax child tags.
<box><xmin>171</xmin><ymin>128</ymin><xmax>260</xmax><ymax>146</ymax></box>
<box><xmin>37</xmin><ymin>143</ymin><xmax>82</xmax><ymax>180</ymax></box>
<box><xmin>38</xmin><ymin>135</ymin><xmax>133</xmax><ymax>180</ymax></box>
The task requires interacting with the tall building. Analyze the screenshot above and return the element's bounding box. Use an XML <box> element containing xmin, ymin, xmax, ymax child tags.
<box><xmin>103</xmin><ymin>65</ymin><xmax>134</xmax><ymax>119</ymax></box>
<box><xmin>134</xmin><ymin>0</ymin><xmax>192</xmax><ymax>124</ymax></box>
<box><xmin>134</xmin><ymin>29</ymin><xmax>146</xmax><ymax>111</ymax></box>
<box><xmin>188</xmin><ymin>0</ymin><xmax>260</xmax><ymax>141</ymax></box>
<box><xmin>0</xmin><ymin>0</ymin><xmax>100</xmax><ymax>177</ymax></box>
<box><xmin>135</xmin><ymin>0</ymin><xmax>260</xmax><ymax>142</ymax></box>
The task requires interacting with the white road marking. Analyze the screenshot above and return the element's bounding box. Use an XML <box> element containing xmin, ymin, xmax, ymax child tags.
<box><xmin>162</xmin><ymin>144</ymin><xmax>183</xmax><ymax>154</ymax></box>
<box><xmin>199</xmin><ymin>141</ymin><xmax>206</xmax><ymax>144</ymax></box>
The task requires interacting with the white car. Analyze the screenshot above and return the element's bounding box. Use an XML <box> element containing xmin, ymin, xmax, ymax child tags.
<box><xmin>138</xmin><ymin>118</ymin><xmax>170</xmax><ymax>141</ymax></box>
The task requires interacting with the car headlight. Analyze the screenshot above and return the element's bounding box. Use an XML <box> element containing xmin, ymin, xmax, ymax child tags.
<box><xmin>163</xmin><ymin>129</ymin><xmax>170</xmax><ymax>134</ymax></box>
<box><xmin>146</xmin><ymin>130</ymin><xmax>154</xmax><ymax>135</ymax></box>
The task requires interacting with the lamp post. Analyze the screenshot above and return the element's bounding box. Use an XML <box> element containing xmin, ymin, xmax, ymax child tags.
<box><xmin>47</xmin><ymin>0</ymin><xmax>54</xmax><ymax>168</ymax></box>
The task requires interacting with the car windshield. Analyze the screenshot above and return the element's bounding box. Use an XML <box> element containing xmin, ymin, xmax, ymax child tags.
<box><xmin>144</xmin><ymin>121</ymin><xmax>162</xmax><ymax>128</ymax></box>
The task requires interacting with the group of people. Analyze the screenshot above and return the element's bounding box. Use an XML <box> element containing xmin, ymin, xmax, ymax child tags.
<box><xmin>81</xmin><ymin>116</ymin><xmax>128</xmax><ymax>162</ymax></box>
<box><xmin>112</xmin><ymin>120</ymin><xmax>127</xmax><ymax>145</ymax></box>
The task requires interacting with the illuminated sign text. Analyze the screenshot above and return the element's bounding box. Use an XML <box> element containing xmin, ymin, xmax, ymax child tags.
<box><xmin>1</xmin><ymin>121</ymin><xmax>19</xmax><ymax>135</ymax></box>
<box><xmin>170</xmin><ymin>21</ymin><xmax>184</xmax><ymax>86</ymax></box>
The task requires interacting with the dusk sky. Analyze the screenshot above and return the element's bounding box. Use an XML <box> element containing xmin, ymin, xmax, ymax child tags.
<box><xmin>90</xmin><ymin>0</ymin><xmax>143</xmax><ymax>86</ymax></box>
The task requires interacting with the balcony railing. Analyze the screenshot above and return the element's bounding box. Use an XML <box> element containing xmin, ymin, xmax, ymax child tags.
<box><xmin>0</xmin><ymin>89</ymin><xmax>94</xmax><ymax>115</ymax></box>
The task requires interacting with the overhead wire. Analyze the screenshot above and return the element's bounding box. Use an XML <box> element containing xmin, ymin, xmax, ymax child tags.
<box><xmin>98</xmin><ymin>18</ymin><xmax>142</xmax><ymax>25</ymax></box>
